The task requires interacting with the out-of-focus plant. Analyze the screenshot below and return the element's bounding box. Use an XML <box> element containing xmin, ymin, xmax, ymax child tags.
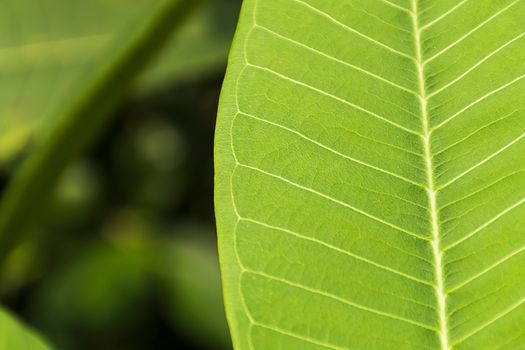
<box><xmin>0</xmin><ymin>0</ymin><xmax>199</xmax><ymax>346</ymax></box>
<box><xmin>1</xmin><ymin>0</ymin><xmax>242</xmax><ymax>348</ymax></box>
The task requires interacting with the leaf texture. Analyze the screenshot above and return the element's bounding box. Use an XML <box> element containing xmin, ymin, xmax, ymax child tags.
<box><xmin>215</xmin><ymin>0</ymin><xmax>525</xmax><ymax>349</ymax></box>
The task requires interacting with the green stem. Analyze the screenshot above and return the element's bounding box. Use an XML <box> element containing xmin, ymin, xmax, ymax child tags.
<box><xmin>0</xmin><ymin>0</ymin><xmax>198</xmax><ymax>267</ymax></box>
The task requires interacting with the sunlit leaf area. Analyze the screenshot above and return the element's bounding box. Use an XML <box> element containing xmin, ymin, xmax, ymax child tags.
<box><xmin>0</xmin><ymin>0</ymin><xmax>240</xmax><ymax>348</ymax></box>
<box><xmin>215</xmin><ymin>0</ymin><xmax>525</xmax><ymax>349</ymax></box>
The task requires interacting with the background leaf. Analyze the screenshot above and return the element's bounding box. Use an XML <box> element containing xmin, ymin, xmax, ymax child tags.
<box><xmin>0</xmin><ymin>0</ymin><xmax>147</xmax><ymax>164</ymax></box>
<box><xmin>0</xmin><ymin>0</ymin><xmax>241</xmax><ymax>348</ymax></box>
<box><xmin>0</xmin><ymin>0</ymin><xmax>196</xmax><ymax>262</ymax></box>
<box><xmin>0</xmin><ymin>2</ymin><xmax>196</xmax><ymax>346</ymax></box>
<box><xmin>0</xmin><ymin>0</ymin><xmax>234</xmax><ymax>166</ymax></box>
<box><xmin>215</xmin><ymin>0</ymin><xmax>525</xmax><ymax>349</ymax></box>
<box><xmin>154</xmin><ymin>226</ymin><xmax>232</xmax><ymax>349</ymax></box>
<box><xmin>137</xmin><ymin>0</ymin><xmax>241</xmax><ymax>93</ymax></box>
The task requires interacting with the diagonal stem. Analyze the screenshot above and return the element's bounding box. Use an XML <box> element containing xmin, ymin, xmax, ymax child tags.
<box><xmin>0</xmin><ymin>0</ymin><xmax>198</xmax><ymax>268</ymax></box>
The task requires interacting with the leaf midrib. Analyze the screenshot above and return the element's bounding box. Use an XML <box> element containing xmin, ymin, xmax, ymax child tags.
<box><xmin>411</xmin><ymin>1</ymin><xmax>450</xmax><ymax>350</ymax></box>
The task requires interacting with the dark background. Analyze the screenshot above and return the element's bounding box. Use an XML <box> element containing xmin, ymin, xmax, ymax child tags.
<box><xmin>0</xmin><ymin>0</ymin><xmax>242</xmax><ymax>349</ymax></box>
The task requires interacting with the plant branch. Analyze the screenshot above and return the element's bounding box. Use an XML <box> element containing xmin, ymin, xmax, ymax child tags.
<box><xmin>0</xmin><ymin>0</ymin><xmax>198</xmax><ymax>268</ymax></box>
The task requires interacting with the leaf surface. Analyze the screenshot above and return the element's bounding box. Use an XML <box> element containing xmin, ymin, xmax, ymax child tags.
<box><xmin>215</xmin><ymin>0</ymin><xmax>525</xmax><ymax>349</ymax></box>
<box><xmin>0</xmin><ymin>308</ymin><xmax>50</xmax><ymax>349</ymax></box>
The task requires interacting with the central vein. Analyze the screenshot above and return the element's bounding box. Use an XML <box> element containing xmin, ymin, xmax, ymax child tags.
<box><xmin>410</xmin><ymin>1</ymin><xmax>450</xmax><ymax>349</ymax></box>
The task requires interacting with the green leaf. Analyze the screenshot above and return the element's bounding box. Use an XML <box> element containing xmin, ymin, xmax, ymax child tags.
<box><xmin>0</xmin><ymin>1</ymin><xmax>138</xmax><ymax>164</ymax></box>
<box><xmin>155</xmin><ymin>226</ymin><xmax>232</xmax><ymax>349</ymax></box>
<box><xmin>29</xmin><ymin>242</ymin><xmax>150</xmax><ymax>348</ymax></box>
<box><xmin>0</xmin><ymin>308</ymin><xmax>50</xmax><ymax>349</ymax></box>
<box><xmin>215</xmin><ymin>0</ymin><xmax>525</xmax><ymax>349</ymax></box>
<box><xmin>137</xmin><ymin>0</ymin><xmax>242</xmax><ymax>92</ymax></box>
<box><xmin>0</xmin><ymin>0</ymin><xmax>196</xmax><ymax>262</ymax></box>
<box><xmin>0</xmin><ymin>0</ymin><xmax>202</xmax><ymax>165</ymax></box>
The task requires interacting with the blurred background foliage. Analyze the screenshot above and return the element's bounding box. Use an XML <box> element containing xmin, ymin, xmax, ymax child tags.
<box><xmin>0</xmin><ymin>0</ymin><xmax>241</xmax><ymax>348</ymax></box>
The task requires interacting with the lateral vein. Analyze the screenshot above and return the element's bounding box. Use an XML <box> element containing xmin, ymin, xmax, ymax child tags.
<box><xmin>420</xmin><ymin>0</ymin><xmax>469</xmax><ymax>32</ymax></box>
<box><xmin>245</xmin><ymin>63</ymin><xmax>421</xmax><ymax>135</ymax></box>
<box><xmin>253</xmin><ymin>24</ymin><xmax>419</xmax><ymax>96</ymax></box>
<box><xmin>249</xmin><ymin>320</ymin><xmax>346</xmax><ymax>350</ymax></box>
<box><xmin>448</xmin><ymin>244</ymin><xmax>525</xmax><ymax>293</ymax></box>
<box><xmin>444</xmin><ymin>197</ymin><xmax>525</xmax><ymax>251</ymax></box>
<box><xmin>236</xmin><ymin>163</ymin><xmax>429</xmax><ymax>241</ymax></box>
<box><xmin>243</xmin><ymin>269</ymin><xmax>437</xmax><ymax>331</ymax></box>
<box><xmin>238</xmin><ymin>111</ymin><xmax>424</xmax><ymax>187</ymax></box>
<box><xmin>429</xmin><ymin>32</ymin><xmax>525</xmax><ymax>98</ymax></box>
<box><xmin>424</xmin><ymin>0</ymin><xmax>519</xmax><ymax>65</ymax></box>
<box><xmin>452</xmin><ymin>295</ymin><xmax>525</xmax><ymax>346</ymax></box>
<box><xmin>439</xmin><ymin>130</ymin><xmax>525</xmax><ymax>190</ymax></box>
<box><xmin>378</xmin><ymin>0</ymin><xmax>413</xmax><ymax>14</ymax></box>
<box><xmin>240</xmin><ymin>217</ymin><xmax>434</xmax><ymax>287</ymax></box>
<box><xmin>433</xmin><ymin>73</ymin><xmax>525</xmax><ymax>131</ymax></box>
<box><xmin>292</xmin><ymin>0</ymin><xmax>415</xmax><ymax>60</ymax></box>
